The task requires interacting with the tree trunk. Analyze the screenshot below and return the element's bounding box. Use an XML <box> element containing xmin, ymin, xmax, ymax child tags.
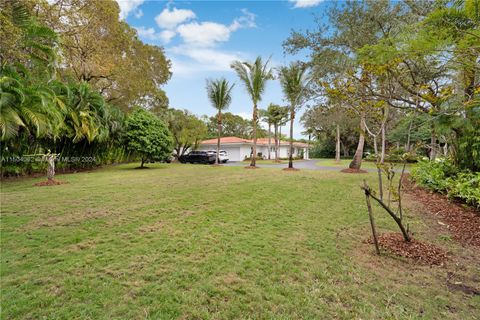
<box><xmin>268</xmin><ymin>123</ymin><xmax>271</xmax><ymax>160</ymax></box>
<box><xmin>288</xmin><ymin>110</ymin><xmax>295</xmax><ymax>169</ymax></box>
<box><xmin>335</xmin><ymin>124</ymin><xmax>341</xmax><ymax>163</ymax></box>
<box><xmin>349</xmin><ymin>111</ymin><xmax>366</xmax><ymax>170</ymax></box>
<box><xmin>251</xmin><ymin>104</ymin><xmax>258</xmax><ymax>167</ymax></box>
<box><xmin>380</xmin><ymin>106</ymin><xmax>387</xmax><ymax>164</ymax></box>
<box><xmin>46</xmin><ymin>155</ymin><xmax>55</xmax><ymax>180</ymax></box>
<box><xmin>363</xmin><ymin>180</ymin><xmax>380</xmax><ymax>255</ymax></box>
<box><xmin>406</xmin><ymin>115</ymin><xmax>413</xmax><ymax>152</ymax></box>
<box><xmin>216</xmin><ymin>111</ymin><xmax>222</xmax><ymax>165</ymax></box>
<box><xmin>373</xmin><ymin>135</ymin><xmax>378</xmax><ymax>159</ymax></box>
<box><xmin>140</xmin><ymin>158</ymin><xmax>145</xmax><ymax>168</ymax></box>
<box><xmin>380</xmin><ymin>124</ymin><xmax>386</xmax><ymax>164</ymax></box>
<box><xmin>341</xmin><ymin>141</ymin><xmax>349</xmax><ymax>157</ymax></box>
<box><xmin>430</xmin><ymin>123</ymin><xmax>437</xmax><ymax>161</ymax></box>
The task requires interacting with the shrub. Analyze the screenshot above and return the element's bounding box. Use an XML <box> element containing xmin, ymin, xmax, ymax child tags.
<box><xmin>448</xmin><ymin>172</ymin><xmax>480</xmax><ymax>208</ymax></box>
<box><xmin>125</xmin><ymin>109</ymin><xmax>173</xmax><ymax>167</ymax></box>
<box><xmin>411</xmin><ymin>159</ymin><xmax>479</xmax><ymax>208</ymax></box>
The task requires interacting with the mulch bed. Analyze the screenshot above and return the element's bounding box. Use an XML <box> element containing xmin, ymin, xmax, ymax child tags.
<box><xmin>282</xmin><ymin>168</ymin><xmax>300</xmax><ymax>171</ymax></box>
<box><xmin>403</xmin><ymin>176</ymin><xmax>480</xmax><ymax>247</ymax></box>
<box><xmin>367</xmin><ymin>233</ymin><xmax>448</xmax><ymax>266</ymax></box>
<box><xmin>33</xmin><ymin>179</ymin><xmax>67</xmax><ymax>187</ymax></box>
<box><xmin>341</xmin><ymin>168</ymin><xmax>368</xmax><ymax>174</ymax></box>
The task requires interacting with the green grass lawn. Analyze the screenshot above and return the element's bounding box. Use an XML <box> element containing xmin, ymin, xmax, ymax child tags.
<box><xmin>1</xmin><ymin>163</ymin><xmax>478</xmax><ymax>319</ymax></box>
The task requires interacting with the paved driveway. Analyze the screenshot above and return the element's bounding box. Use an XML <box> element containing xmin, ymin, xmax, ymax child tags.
<box><xmin>224</xmin><ymin>160</ymin><xmax>408</xmax><ymax>173</ymax></box>
<box><xmin>223</xmin><ymin>159</ymin><xmax>348</xmax><ymax>171</ymax></box>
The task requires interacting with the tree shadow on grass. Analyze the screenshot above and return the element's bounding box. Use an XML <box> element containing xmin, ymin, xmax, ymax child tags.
<box><xmin>118</xmin><ymin>164</ymin><xmax>170</xmax><ymax>171</ymax></box>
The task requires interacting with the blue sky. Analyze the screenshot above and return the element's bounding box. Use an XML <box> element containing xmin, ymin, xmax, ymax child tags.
<box><xmin>117</xmin><ymin>0</ymin><xmax>331</xmax><ymax>138</ymax></box>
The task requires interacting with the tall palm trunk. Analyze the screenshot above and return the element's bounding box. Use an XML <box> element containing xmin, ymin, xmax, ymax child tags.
<box><xmin>288</xmin><ymin>110</ymin><xmax>295</xmax><ymax>169</ymax></box>
<box><xmin>349</xmin><ymin>111</ymin><xmax>366</xmax><ymax>170</ymax></box>
<box><xmin>216</xmin><ymin>111</ymin><xmax>222</xmax><ymax>165</ymax></box>
<box><xmin>274</xmin><ymin>124</ymin><xmax>279</xmax><ymax>161</ymax></box>
<box><xmin>267</xmin><ymin>122</ymin><xmax>272</xmax><ymax>160</ymax></box>
<box><xmin>335</xmin><ymin>124</ymin><xmax>341</xmax><ymax>163</ymax></box>
<box><xmin>250</xmin><ymin>104</ymin><xmax>258</xmax><ymax>167</ymax></box>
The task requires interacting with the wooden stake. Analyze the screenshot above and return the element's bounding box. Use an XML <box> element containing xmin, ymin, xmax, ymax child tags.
<box><xmin>363</xmin><ymin>180</ymin><xmax>380</xmax><ymax>255</ymax></box>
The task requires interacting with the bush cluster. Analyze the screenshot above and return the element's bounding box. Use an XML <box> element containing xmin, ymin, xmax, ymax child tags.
<box><xmin>411</xmin><ymin>160</ymin><xmax>480</xmax><ymax>209</ymax></box>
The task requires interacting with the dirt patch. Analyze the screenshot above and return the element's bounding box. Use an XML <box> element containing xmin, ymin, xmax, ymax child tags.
<box><xmin>447</xmin><ymin>281</ymin><xmax>480</xmax><ymax>296</ymax></box>
<box><xmin>23</xmin><ymin>209</ymin><xmax>112</xmax><ymax>230</ymax></box>
<box><xmin>282</xmin><ymin>168</ymin><xmax>300</xmax><ymax>171</ymax></box>
<box><xmin>138</xmin><ymin>221</ymin><xmax>165</xmax><ymax>233</ymax></box>
<box><xmin>33</xmin><ymin>179</ymin><xmax>67</xmax><ymax>187</ymax></box>
<box><xmin>403</xmin><ymin>176</ymin><xmax>480</xmax><ymax>247</ymax></box>
<box><xmin>367</xmin><ymin>233</ymin><xmax>448</xmax><ymax>266</ymax></box>
<box><xmin>216</xmin><ymin>272</ymin><xmax>244</xmax><ymax>286</ymax></box>
<box><xmin>341</xmin><ymin>168</ymin><xmax>368</xmax><ymax>174</ymax></box>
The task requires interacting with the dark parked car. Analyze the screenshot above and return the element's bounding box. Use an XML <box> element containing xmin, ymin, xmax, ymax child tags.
<box><xmin>179</xmin><ymin>151</ymin><xmax>216</xmax><ymax>164</ymax></box>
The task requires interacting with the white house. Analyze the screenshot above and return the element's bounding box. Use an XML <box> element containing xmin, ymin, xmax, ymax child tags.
<box><xmin>198</xmin><ymin>136</ymin><xmax>310</xmax><ymax>162</ymax></box>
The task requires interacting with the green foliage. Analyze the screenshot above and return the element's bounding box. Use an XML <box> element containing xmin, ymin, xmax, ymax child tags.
<box><xmin>230</xmin><ymin>56</ymin><xmax>273</xmax><ymax>106</ymax></box>
<box><xmin>206</xmin><ymin>78</ymin><xmax>234</xmax><ymax>113</ymax></box>
<box><xmin>411</xmin><ymin>159</ymin><xmax>480</xmax><ymax>208</ymax></box>
<box><xmin>203</xmin><ymin>112</ymin><xmax>267</xmax><ymax>139</ymax></box>
<box><xmin>163</xmin><ymin>109</ymin><xmax>207</xmax><ymax>157</ymax></box>
<box><xmin>125</xmin><ymin>109</ymin><xmax>173</xmax><ymax>166</ymax></box>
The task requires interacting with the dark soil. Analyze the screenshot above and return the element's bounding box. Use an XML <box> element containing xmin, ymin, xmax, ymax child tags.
<box><xmin>403</xmin><ymin>176</ymin><xmax>480</xmax><ymax>247</ymax></box>
<box><xmin>282</xmin><ymin>168</ymin><xmax>300</xmax><ymax>171</ymax></box>
<box><xmin>368</xmin><ymin>233</ymin><xmax>448</xmax><ymax>266</ymax></box>
<box><xmin>341</xmin><ymin>168</ymin><xmax>368</xmax><ymax>174</ymax></box>
<box><xmin>34</xmin><ymin>179</ymin><xmax>67</xmax><ymax>187</ymax></box>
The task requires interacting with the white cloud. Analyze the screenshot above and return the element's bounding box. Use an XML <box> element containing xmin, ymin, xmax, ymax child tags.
<box><xmin>159</xmin><ymin>30</ymin><xmax>176</xmax><ymax>43</ymax></box>
<box><xmin>177</xmin><ymin>22</ymin><xmax>231</xmax><ymax>47</ymax></box>
<box><xmin>168</xmin><ymin>46</ymin><xmax>247</xmax><ymax>75</ymax></box>
<box><xmin>289</xmin><ymin>0</ymin><xmax>324</xmax><ymax>8</ymax></box>
<box><xmin>135</xmin><ymin>26</ymin><xmax>160</xmax><ymax>40</ymax></box>
<box><xmin>176</xmin><ymin>9</ymin><xmax>256</xmax><ymax>48</ymax></box>
<box><xmin>116</xmin><ymin>0</ymin><xmax>145</xmax><ymax>19</ymax></box>
<box><xmin>135</xmin><ymin>27</ymin><xmax>176</xmax><ymax>43</ymax></box>
<box><xmin>155</xmin><ymin>7</ymin><xmax>196</xmax><ymax>29</ymax></box>
<box><xmin>230</xmin><ymin>8</ymin><xmax>256</xmax><ymax>31</ymax></box>
<box><xmin>144</xmin><ymin>7</ymin><xmax>256</xmax><ymax>76</ymax></box>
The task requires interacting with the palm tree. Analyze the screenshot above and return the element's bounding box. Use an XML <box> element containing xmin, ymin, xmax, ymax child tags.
<box><xmin>206</xmin><ymin>78</ymin><xmax>234</xmax><ymax>164</ymax></box>
<box><xmin>278</xmin><ymin>62</ymin><xmax>310</xmax><ymax>169</ymax></box>
<box><xmin>259</xmin><ymin>108</ymin><xmax>273</xmax><ymax>160</ymax></box>
<box><xmin>231</xmin><ymin>56</ymin><xmax>273</xmax><ymax>167</ymax></box>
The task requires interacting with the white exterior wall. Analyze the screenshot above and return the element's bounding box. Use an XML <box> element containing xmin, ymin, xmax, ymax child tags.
<box><xmin>199</xmin><ymin>144</ymin><xmax>251</xmax><ymax>161</ymax></box>
<box><xmin>239</xmin><ymin>145</ymin><xmax>252</xmax><ymax>161</ymax></box>
<box><xmin>198</xmin><ymin>143</ymin><xmax>308</xmax><ymax>161</ymax></box>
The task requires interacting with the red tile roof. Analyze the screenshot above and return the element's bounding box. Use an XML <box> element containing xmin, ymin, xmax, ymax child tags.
<box><xmin>201</xmin><ymin>136</ymin><xmax>310</xmax><ymax>148</ymax></box>
<box><xmin>200</xmin><ymin>136</ymin><xmax>251</xmax><ymax>144</ymax></box>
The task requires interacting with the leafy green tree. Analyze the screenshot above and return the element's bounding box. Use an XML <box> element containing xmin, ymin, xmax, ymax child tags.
<box><xmin>125</xmin><ymin>109</ymin><xmax>172</xmax><ymax>168</ymax></box>
<box><xmin>231</xmin><ymin>56</ymin><xmax>273</xmax><ymax>166</ymax></box>
<box><xmin>203</xmin><ymin>112</ymin><xmax>267</xmax><ymax>139</ymax></box>
<box><xmin>301</xmin><ymin>103</ymin><xmax>358</xmax><ymax>161</ymax></box>
<box><xmin>206</xmin><ymin>78</ymin><xmax>234</xmax><ymax>164</ymax></box>
<box><xmin>278</xmin><ymin>62</ymin><xmax>310</xmax><ymax>168</ymax></box>
<box><xmin>38</xmin><ymin>0</ymin><xmax>172</xmax><ymax>111</ymax></box>
<box><xmin>264</xmin><ymin>104</ymin><xmax>289</xmax><ymax>161</ymax></box>
<box><xmin>163</xmin><ymin>109</ymin><xmax>207</xmax><ymax>159</ymax></box>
